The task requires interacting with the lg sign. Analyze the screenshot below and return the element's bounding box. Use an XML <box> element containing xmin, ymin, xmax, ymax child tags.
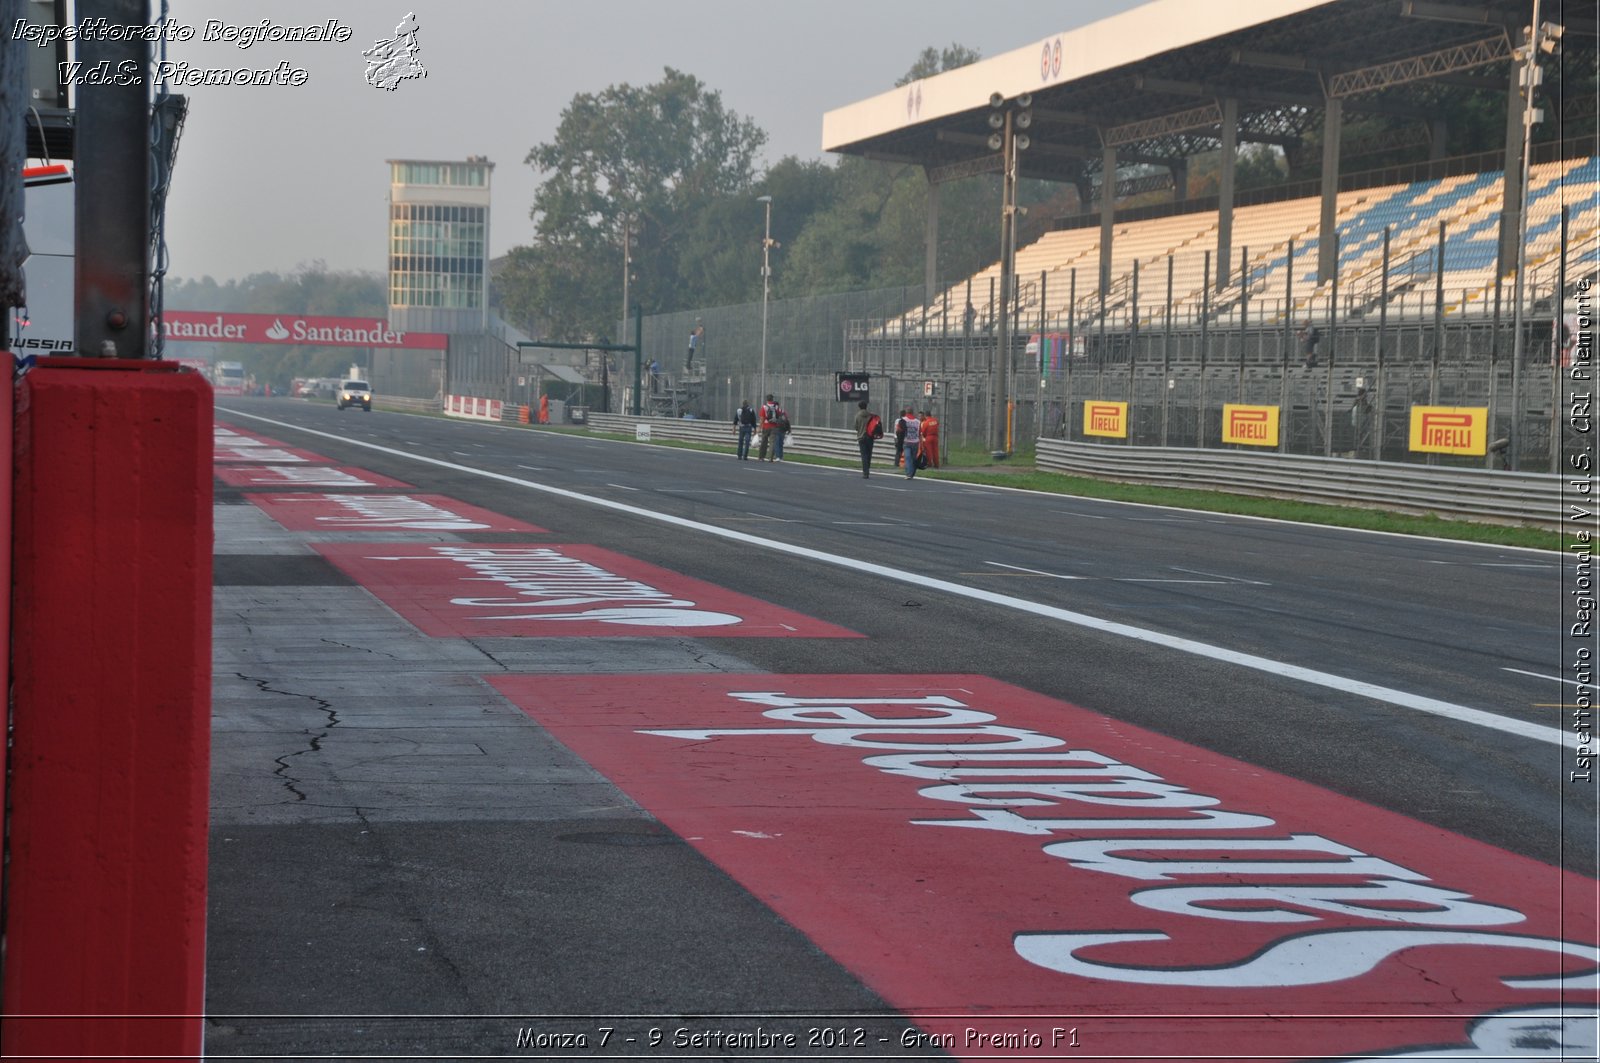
<box><xmin>836</xmin><ymin>372</ymin><xmax>871</xmax><ymax>402</ymax></box>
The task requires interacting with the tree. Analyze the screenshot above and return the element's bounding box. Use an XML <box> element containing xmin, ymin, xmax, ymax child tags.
<box><xmin>508</xmin><ymin>68</ymin><xmax>767</xmax><ymax>340</ymax></box>
<box><xmin>896</xmin><ymin>44</ymin><xmax>982</xmax><ymax>86</ymax></box>
<box><xmin>775</xmin><ymin>44</ymin><xmax>996</xmax><ymax>299</ymax></box>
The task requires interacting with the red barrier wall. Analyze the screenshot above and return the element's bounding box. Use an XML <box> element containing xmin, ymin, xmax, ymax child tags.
<box><xmin>0</xmin><ymin>360</ymin><xmax>10</xmax><ymax>816</ymax></box>
<box><xmin>3</xmin><ymin>358</ymin><xmax>212</xmax><ymax>1058</ymax></box>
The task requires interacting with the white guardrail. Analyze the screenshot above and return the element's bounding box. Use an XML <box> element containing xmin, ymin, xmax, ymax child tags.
<box><xmin>579</xmin><ymin>414</ymin><xmax>1567</xmax><ymax>528</ymax></box>
<box><xmin>586</xmin><ymin>413</ymin><xmax>904</xmax><ymax>469</ymax></box>
<box><xmin>1038</xmin><ymin>437</ymin><xmax>1568</xmax><ymax>529</ymax></box>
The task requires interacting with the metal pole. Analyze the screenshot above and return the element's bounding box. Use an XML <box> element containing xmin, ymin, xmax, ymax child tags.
<box><xmin>1552</xmin><ymin>204</ymin><xmax>1569</xmax><ymax>473</ymax></box>
<box><xmin>1038</xmin><ymin>270</ymin><xmax>1048</xmax><ymax>442</ymax></box>
<box><xmin>1129</xmin><ymin>259</ymin><xmax>1139</xmax><ymax>444</ymax></box>
<box><xmin>1238</xmin><ymin>245</ymin><xmax>1249</xmax><ymax>402</ymax></box>
<box><xmin>631</xmin><ymin>307</ymin><xmax>643</xmax><ymax>415</ymax></box>
<box><xmin>75</xmin><ymin>0</ymin><xmax>152</xmax><ymax>358</ymax></box>
<box><xmin>1432</xmin><ymin>220</ymin><xmax>1445</xmax><ymax>409</ymax></box>
<box><xmin>1199</xmin><ymin>250</ymin><xmax>1210</xmax><ymax>447</ymax></box>
<box><xmin>1509</xmin><ymin>0</ymin><xmax>1542</xmax><ymax>470</ymax></box>
<box><xmin>1323</xmin><ymin>232</ymin><xmax>1339</xmax><ymax>457</ymax></box>
<box><xmin>758</xmin><ymin>195</ymin><xmax>773</xmax><ymax>402</ymax></box>
<box><xmin>1066</xmin><ymin>267</ymin><xmax>1077</xmax><ymax>442</ymax></box>
<box><xmin>993</xmin><ymin>111</ymin><xmax>1015</xmax><ymax>455</ymax></box>
<box><xmin>1163</xmin><ymin>254</ymin><xmax>1173</xmax><ymax>447</ymax></box>
<box><xmin>1377</xmin><ymin>228</ymin><xmax>1390</xmax><ymax>461</ymax></box>
<box><xmin>1281</xmin><ymin>238</ymin><xmax>1293</xmax><ymax>452</ymax></box>
<box><xmin>620</xmin><ymin>217</ymin><xmax>630</xmax><ymax>351</ymax></box>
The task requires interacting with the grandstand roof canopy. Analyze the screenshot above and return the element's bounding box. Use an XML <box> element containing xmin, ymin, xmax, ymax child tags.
<box><xmin>822</xmin><ymin>0</ymin><xmax>1595</xmax><ymax>185</ymax></box>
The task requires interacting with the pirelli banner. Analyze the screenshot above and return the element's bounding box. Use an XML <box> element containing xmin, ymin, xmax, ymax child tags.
<box><xmin>1083</xmin><ymin>401</ymin><xmax>1128</xmax><ymax>439</ymax></box>
<box><xmin>1409</xmin><ymin>406</ymin><xmax>1489</xmax><ymax>456</ymax></box>
<box><xmin>1222</xmin><ymin>404</ymin><xmax>1280</xmax><ymax>447</ymax></box>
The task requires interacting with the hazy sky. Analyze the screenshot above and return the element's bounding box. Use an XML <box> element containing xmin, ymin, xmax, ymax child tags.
<box><xmin>142</xmin><ymin>1</ymin><xmax>1145</xmax><ymax>283</ymax></box>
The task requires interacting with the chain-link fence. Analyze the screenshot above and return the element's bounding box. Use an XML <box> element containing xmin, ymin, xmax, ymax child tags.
<box><xmin>844</xmin><ymin>201</ymin><xmax>1595</xmax><ymax>470</ymax></box>
<box><xmin>637</xmin><ymin>285</ymin><xmax>926</xmax><ymax>377</ymax></box>
<box><xmin>435</xmin><ymin>188</ymin><xmax>1594</xmax><ymax>474</ymax></box>
<box><xmin>848</xmin><ymin>315</ymin><xmax>1583</xmax><ymax>470</ymax></box>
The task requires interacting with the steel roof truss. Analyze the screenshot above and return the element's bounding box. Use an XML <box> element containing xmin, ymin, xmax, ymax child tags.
<box><xmin>1327</xmin><ymin>33</ymin><xmax>1513</xmax><ymax>97</ymax></box>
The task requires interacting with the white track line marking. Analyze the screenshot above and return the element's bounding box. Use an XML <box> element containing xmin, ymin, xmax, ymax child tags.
<box><xmin>985</xmin><ymin>562</ymin><xmax>1233</xmax><ymax>586</ymax></box>
<box><xmin>1171</xmin><ymin>566</ymin><xmax>1271</xmax><ymax>586</ymax></box>
<box><xmin>1503</xmin><ymin>667</ymin><xmax>1598</xmax><ymax>690</ymax></box>
<box><xmin>986</xmin><ymin>562</ymin><xmax>1085</xmax><ymax>581</ymax></box>
<box><xmin>1118</xmin><ymin>578</ymin><xmax>1230</xmax><ymax>584</ymax></box>
<box><xmin>227</xmin><ymin>411</ymin><xmax>1571</xmax><ymax>748</ymax></box>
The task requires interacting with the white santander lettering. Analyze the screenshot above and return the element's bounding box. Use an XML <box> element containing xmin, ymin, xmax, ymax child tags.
<box><xmin>639</xmin><ymin>687</ymin><xmax>1577</xmax><ymax>996</ymax></box>
<box><xmin>1127</xmin><ymin>881</ymin><xmax>1525</xmax><ymax>926</ymax></box>
<box><xmin>1012</xmin><ymin>929</ymin><xmax>1600</xmax><ymax>989</ymax></box>
<box><xmin>1041</xmin><ymin>835</ymin><xmax>1426</xmax><ymax>883</ymax></box>
<box><xmin>920</xmin><ymin>780</ymin><xmax>1217</xmax><ymax>809</ymax></box>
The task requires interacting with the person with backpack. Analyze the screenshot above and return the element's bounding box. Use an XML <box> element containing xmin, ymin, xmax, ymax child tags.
<box><xmin>853</xmin><ymin>399</ymin><xmax>883</xmax><ymax>478</ymax></box>
<box><xmin>893</xmin><ymin>408</ymin><xmax>910</xmax><ymax>467</ymax></box>
<box><xmin>772</xmin><ymin>401</ymin><xmax>792</xmax><ymax>461</ymax></box>
<box><xmin>732</xmin><ymin>399</ymin><xmax>757</xmax><ymax>460</ymax></box>
<box><xmin>900</xmin><ymin>409</ymin><xmax>922</xmax><ymax>480</ymax></box>
<box><xmin>757</xmin><ymin>394</ymin><xmax>781</xmax><ymax>462</ymax></box>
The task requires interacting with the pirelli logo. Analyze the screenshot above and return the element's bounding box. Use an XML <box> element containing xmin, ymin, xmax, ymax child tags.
<box><xmin>1222</xmin><ymin>404</ymin><xmax>1280</xmax><ymax>447</ymax></box>
<box><xmin>1083</xmin><ymin>401</ymin><xmax>1128</xmax><ymax>439</ymax></box>
<box><xmin>1408</xmin><ymin>406</ymin><xmax>1487</xmax><ymax>455</ymax></box>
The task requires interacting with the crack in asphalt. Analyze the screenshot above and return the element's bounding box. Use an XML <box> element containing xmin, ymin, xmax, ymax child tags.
<box><xmin>319</xmin><ymin>637</ymin><xmax>403</xmax><ymax>660</ymax></box>
<box><xmin>239</xmin><ymin>673</ymin><xmax>340</xmax><ymax>803</ymax></box>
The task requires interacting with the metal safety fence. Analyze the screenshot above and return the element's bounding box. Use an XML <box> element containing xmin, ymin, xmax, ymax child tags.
<box><xmin>845</xmin><ymin>198</ymin><xmax>1596</xmax><ymax>471</ymax></box>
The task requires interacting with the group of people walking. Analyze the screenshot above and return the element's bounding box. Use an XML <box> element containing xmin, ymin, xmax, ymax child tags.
<box><xmin>852</xmin><ymin>401</ymin><xmax>939</xmax><ymax>480</ymax></box>
<box><xmin>732</xmin><ymin>395</ymin><xmax>790</xmax><ymax>462</ymax></box>
<box><xmin>733</xmin><ymin>398</ymin><xmax>940</xmax><ymax>479</ymax></box>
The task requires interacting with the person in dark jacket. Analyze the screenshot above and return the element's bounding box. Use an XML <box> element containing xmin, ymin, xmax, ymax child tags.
<box><xmin>853</xmin><ymin>399</ymin><xmax>882</xmax><ymax>478</ymax></box>
<box><xmin>733</xmin><ymin>399</ymin><xmax>756</xmax><ymax>460</ymax></box>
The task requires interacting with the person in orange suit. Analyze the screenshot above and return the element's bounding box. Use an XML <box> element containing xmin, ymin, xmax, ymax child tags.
<box><xmin>538</xmin><ymin>393</ymin><xmax>550</xmax><ymax>424</ymax></box>
<box><xmin>919</xmin><ymin>409</ymin><xmax>940</xmax><ymax>468</ymax></box>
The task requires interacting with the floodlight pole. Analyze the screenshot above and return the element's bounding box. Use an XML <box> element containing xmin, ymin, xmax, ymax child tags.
<box><xmin>633</xmin><ymin>302</ymin><xmax>643</xmax><ymax>416</ymax></box>
<box><xmin>993</xmin><ymin>109</ymin><xmax>1015</xmax><ymax>456</ymax></box>
<box><xmin>758</xmin><ymin>195</ymin><xmax>773</xmax><ymax>401</ymax></box>
<box><xmin>987</xmin><ymin>91</ymin><xmax>1031</xmax><ymax>455</ymax></box>
<box><xmin>1508</xmin><ymin>0</ymin><xmax>1542</xmax><ymax>471</ymax></box>
<box><xmin>619</xmin><ymin>216</ymin><xmax>631</xmax><ymax>353</ymax></box>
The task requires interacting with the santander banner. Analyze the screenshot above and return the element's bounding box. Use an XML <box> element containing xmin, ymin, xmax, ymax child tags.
<box><xmin>493</xmin><ymin>672</ymin><xmax>1598</xmax><ymax>1062</ymax></box>
<box><xmin>163</xmin><ymin>311</ymin><xmax>447</xmax><ymax>351</ymax></box>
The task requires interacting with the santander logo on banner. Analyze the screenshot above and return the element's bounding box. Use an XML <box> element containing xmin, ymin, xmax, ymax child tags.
<box><xmin>163</xmin><ymin>310</ymin><xmax>448</xmax><ymax>350</ymax></box>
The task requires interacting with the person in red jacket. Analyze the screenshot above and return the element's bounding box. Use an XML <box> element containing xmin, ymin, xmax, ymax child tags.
<box><xmin>757</xmin><ymin>394</ymin><xmax>781</xmax><ymax>461</ymax></box>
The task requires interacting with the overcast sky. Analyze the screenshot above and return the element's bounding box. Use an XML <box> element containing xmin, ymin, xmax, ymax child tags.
<box><xmin>136</xmin><ymin>1</ymin><xmax>1145</xmax><ymax>283</ymax></box>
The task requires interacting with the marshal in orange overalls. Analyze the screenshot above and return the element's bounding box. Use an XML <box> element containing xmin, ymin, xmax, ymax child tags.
<box><xmin>920</xmin><ymin>413</ymin><xmax>940</xmax><ymax>467</ymax></box>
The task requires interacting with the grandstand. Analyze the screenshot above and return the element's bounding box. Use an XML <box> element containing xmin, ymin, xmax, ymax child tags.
<box><xmin>812</xmin><ymin>0</ymin><xmax>1595</xmax><ymax>466</ymax></box>
<box><xmin>920</xmin><ymin>154</ymin><xmax>1596</xmax><ymax>331</ymax></box>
